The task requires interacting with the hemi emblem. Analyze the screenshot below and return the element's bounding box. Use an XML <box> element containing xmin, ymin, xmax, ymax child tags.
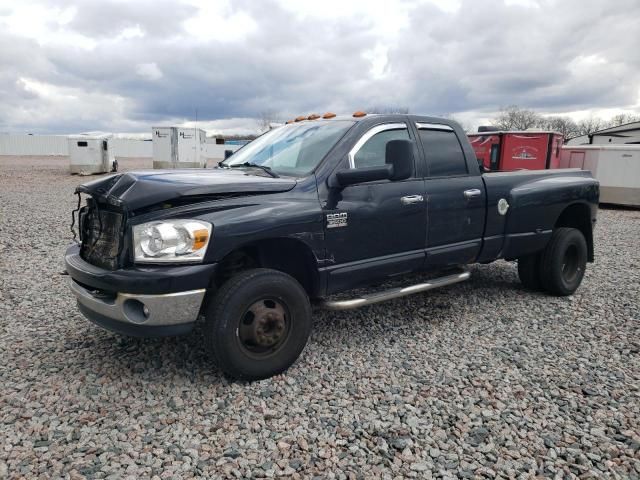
<box><xmin>327</xmin><ymin>212</ymin><xmax>348</xmax><ymax>229</ymax></box>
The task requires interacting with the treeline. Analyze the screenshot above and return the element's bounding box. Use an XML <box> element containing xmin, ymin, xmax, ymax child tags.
<box><xmin>491</xmin><ymin>105</ymin><xmax>639</xmax><ymax>138</ymax></box>
<box><xmin>254</xmin><ymin>105</ymin><xmax>639</xmax><ymax>140</ymax></box>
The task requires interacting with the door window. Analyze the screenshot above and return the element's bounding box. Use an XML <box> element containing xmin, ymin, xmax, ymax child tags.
<box><xmin>490</xmin><ymin>144</ymin><xmax>499</xmax><ymax>170</ymax></box>
<box><xmin>351</xmin><ymin>127</ymin><xmax>410</xmax><ymax>169</ymax></box>
<box><xmin>419</xmin><ymin>129</ymin><xmax>468</xmax><ymax>177</ymax></box>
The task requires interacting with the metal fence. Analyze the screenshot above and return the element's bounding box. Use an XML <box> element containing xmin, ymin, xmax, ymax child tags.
<box><xmin>111</xmin><ymin>139</ymin><xmax>153</xmax><ymax>158</ymax></box>
<box><xmin>1</xmin><ymin>134</ymin><xmax>243</xmax><ymax>160</ymax></box>
<box><xmin>0</xmin><ymin>135</ymin><xmax>68</xmax><ymax>156</ymax></box>
<box><xmin>0</xmin><ymin>135</ymin><xmax>154</xmax><ymax>158</ymax></box>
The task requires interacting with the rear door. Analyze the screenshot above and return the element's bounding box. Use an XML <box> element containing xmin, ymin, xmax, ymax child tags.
<box><xmin>415</xmin><ymin>123</ymin><xmax>486</xmax><ymax>267</ymax></box>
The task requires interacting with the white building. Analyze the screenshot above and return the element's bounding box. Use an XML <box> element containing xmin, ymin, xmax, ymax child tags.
<box><xmin>567</xmin><ymin>121</ymin><xmax>640</xmax><ymax>145</ymax></box>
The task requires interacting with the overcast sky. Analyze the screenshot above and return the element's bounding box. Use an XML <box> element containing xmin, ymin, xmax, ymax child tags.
<box><xmin>1</xmin><ymin>0</ymin><xmax>639</xmax><ymax>135</ymax></box>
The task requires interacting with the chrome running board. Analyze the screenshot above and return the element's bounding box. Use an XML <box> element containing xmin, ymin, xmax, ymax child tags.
<box><xmin>319</xmin><ymin>270</ymin><xmax>470</xmax><ymax>311</ymax></box>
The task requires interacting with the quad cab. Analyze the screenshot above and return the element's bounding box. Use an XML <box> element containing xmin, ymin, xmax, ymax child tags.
<box><xmin>65</xmin><ymin>113</ymin><xmax>599</xmax><ymax>380</ymax></box>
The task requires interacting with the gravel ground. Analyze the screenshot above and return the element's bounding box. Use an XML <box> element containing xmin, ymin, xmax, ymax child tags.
<box><xmin>1</xmin><ymin>156</ymin><xmax>639</xmax><ymax>479</ymax></box>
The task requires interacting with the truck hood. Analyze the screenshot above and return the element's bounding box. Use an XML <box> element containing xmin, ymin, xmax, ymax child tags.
<box><xmin>76</xmin><ymin>169</ymin><xmax>298</xmax><ymax>211</ymax></box>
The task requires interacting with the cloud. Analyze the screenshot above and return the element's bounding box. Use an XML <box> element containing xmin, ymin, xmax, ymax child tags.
<box><xmin>136</xmin><ymin>63</ymin><xmax>163</xmax><ymax>81</ymax></box>
<box><xmin>0</xmin><ymin>0</ymin><xmax>638</xmax><ymax>134</ymax></box>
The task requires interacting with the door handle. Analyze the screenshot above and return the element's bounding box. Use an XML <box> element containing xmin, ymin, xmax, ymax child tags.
<box><xmin>401</xmin><ymin>195</ymin><xmax>424</xmax><ymax>205</ymax></box>
<box><xmin>463</xmin><ymin>189</ymin><xmax>482</xmax><ymax>199</ymax></box>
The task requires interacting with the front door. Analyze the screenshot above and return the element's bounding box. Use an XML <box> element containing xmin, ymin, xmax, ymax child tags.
<box><xmin>415</xmin><ymin>124</ymin><xmax>486</xmax><ymax>267</ymax></box>
<box><xmin>321</xmin><ymin>122</ymin><xmax>428</xmax><ymax>294</ymax></box>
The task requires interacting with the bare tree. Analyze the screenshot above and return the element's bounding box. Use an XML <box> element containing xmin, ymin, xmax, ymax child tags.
<box><xmin>492</xmin><ymin>105</ymin><xmax>541</xmax><ymax>130</ymax></box>
<box><xmin>257</xmin><ymin>110</ymin><xmax>281</xmax><ymax>132</ymax></box>
<box><xmin>366</xmin><ymin>105</ymin><xmax>410</xmax><ymax>114</ymax></box>
<box><xmin>540</xmin><ymin>116</ymin><xmax>580</xmax><ymax>139</ymax></box>
<box><xmin>576</xmin><ymin>116</ymin><xmax>604</xmax><ymax>136</ymax></box>
<box><xmin>606</xmin><ymin>113</ymin><xmax>640</xmax><ymax>128</ymax></box>
<box><xmin>489</xmin><ymin>105</ymin><xmax>639</xmax><ymax>139</ymax></box>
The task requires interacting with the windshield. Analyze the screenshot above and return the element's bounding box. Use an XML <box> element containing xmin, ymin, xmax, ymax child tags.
<box><xmin>221</xmin><ymin>121</ymin><xmax>354</xmax><ymax>176</ymax></box>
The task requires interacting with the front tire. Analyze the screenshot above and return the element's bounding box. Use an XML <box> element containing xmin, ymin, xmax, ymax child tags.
<box><xmin>204</xmin><ymin>268</ymin><xmax>312</xmax><ymax>380</ymax></box>
<box><xmin>539</xmin><ymin>227</ymin><xmax>588</xmax><ymax>296</ymax></box>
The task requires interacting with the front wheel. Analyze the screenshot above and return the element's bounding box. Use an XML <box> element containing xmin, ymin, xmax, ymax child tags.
<box><xmin>539</xmin><ymin>227</ymin><xmax>588</xmax><ymax>296</ymax></box>
<box><xmin>204</xmin><ymin>268</ymin><xmax>312</xmax><ymax>380</ymax></box>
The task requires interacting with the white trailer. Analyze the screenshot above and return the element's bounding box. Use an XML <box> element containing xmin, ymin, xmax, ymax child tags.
<box><xmin>560</xmin><ymin>145</ymin><xmax>640</xmax><ymax>207</ymax></box>
<box><xmin>152</xmin><ymin>127</ymin><xmax>206</xmax><ymax>169</ymax></box>
<box><xmin>68</xmin><ymin>134</ymin><xmax>115</xmax><ymax>175</ymax></box>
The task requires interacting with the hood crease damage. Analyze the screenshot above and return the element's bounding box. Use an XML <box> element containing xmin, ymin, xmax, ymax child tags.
<box><xmin>75</xmin><ymin>169</ymin><xmax>298</xmax><ymax>211</ymax></box>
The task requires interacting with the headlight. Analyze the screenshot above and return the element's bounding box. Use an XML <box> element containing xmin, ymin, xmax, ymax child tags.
<box><xmin>133</xmin><ymin>220</ymin><xmax>212</xmax><ymax>263</ymax></box>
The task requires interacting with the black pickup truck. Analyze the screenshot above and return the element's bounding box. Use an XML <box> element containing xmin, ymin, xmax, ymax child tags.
<box><xmin>65</xmin><ymin>114</ymin><xmax>599</xmax><ymax>380</ymax></box>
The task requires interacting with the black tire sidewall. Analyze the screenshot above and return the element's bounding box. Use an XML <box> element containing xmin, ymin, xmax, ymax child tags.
<box><xmin>518</xmin><ymin>253</ymin><xmax>542</xmax><ymax>290</ymax></box>
<box><xmin>541</xmin><ymin>228</ymin><xmax>587</xmax><ymax>296</ymax></box>
<box><xmin>205</xmin><ymin>269</ymin><xmax>312</xmax><ymax>380</ymax></box>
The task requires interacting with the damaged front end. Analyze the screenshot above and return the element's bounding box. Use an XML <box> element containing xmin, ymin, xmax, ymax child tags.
<box><xmin>69</xmin><ymin>174</ymin><xmax>129</xmax><ymax>271</ymax></box>
<box><xmin>76</xmin><ymin>197</ymin><xmax>127</xmax><ymax>270</ymax></box>
<box><xmin>69</xmin><ymin>169</ymin><xmax>298</xmax><ymax>270</ymax></box>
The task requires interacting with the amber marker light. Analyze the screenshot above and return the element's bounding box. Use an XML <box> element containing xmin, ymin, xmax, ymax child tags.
<box><xmin>322</xmin><ymin>112</ymin><xmax>336</xmax><ymax>119</ymax></box>
<box><xmin>294</xmin><ymin>116</ymin><xmax>306</xmax><ymax>122</ymax></box>
<box><xmin>192</xmin><ymin>229</ymin><xmax>210</xmax><ymax>251</ymax></box>
<box><xmin>352</xmin><ymin>111</ymin><xmax>367</xmax><ymax>118</ymax></box>
<box><xmin>307</xmin><ymin>114</ymin><xmax>320</xmax><ymax>120</ymax></box>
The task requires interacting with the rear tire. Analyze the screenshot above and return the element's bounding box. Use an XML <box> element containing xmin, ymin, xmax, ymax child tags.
<box><xmin>204</xmin><ymin>268</ymin><xmax>312</xmax><ymax>380</ymax></box>
<box><xmin>538</xmin><ymin>227</ymin><xmax>588</xmax><ymax>296</ymax></box>
<box><xmin>517</xmin><ymin>253</ymin><xmax>542</xmax><ymax>290</ymax></box>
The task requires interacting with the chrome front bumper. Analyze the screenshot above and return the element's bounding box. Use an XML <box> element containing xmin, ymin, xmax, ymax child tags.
<box><xmin>70</xmin><ymin>279</ymin><xmax>206</xmax><ymax>336</ymax></box>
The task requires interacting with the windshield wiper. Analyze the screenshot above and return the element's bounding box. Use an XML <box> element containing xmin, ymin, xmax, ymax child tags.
<box><xmin>229</xmin><ymin>162</ymin><xmax>279</xmax><ymax>178</ymax></box>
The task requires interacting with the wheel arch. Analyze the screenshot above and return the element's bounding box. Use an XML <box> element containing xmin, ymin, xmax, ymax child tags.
<box><xmin>213</xmin><ymin>237</ymin><xmax>322</xmax><ymax>298</ymax></box>
<box><xmin>553</xmin><ymin>202</ymin><xmax>594</xmax><ymax>262</ymax></box>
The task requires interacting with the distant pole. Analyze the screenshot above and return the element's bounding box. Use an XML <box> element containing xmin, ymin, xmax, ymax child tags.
<box><xmin>195</xmin><ymin>108</ymin><xmax>198</xmax><ymax>165</ymax></box>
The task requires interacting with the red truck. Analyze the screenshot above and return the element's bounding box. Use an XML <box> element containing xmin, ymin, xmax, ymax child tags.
<box><xmin>468</xmin><ymin>128</ymin><xmax>563</xmax><ymax>171</ymax></box>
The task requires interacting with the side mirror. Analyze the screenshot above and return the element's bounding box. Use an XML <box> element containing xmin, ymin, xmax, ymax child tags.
<box><xmin>333</xmin><ymin>164</ymin><xmax>393</xmax><ymax>187</ymax></box>
<box><xmin>328</xmin><ymin>139</ymin><xmax>415</xmax><ymax>188</ymax></box>
<box><xmin>385</xmin><ymin>139</ymin><xmax>413</xmax><ymax>181</ymax></box>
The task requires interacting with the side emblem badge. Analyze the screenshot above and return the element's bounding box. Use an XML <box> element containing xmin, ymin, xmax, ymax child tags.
<box><xmin>498</xmin><ymin>198</ymin><xmax>510</xmax><ymax>216</ymax></box>
<box><xmin>327</xmin><ymin>212</ymin><xmax>348</xmax><ymax>229</ymax></box>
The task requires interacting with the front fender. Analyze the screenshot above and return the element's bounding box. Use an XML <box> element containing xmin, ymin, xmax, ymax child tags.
<box><xmin>200</xmin><ymin>198</ymin><xmax>325</xmax><ymax>264</ymax></box>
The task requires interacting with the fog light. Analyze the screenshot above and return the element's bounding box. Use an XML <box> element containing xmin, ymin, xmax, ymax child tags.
<box><xmin>123</xmin><ymin>299</ymin><xmax>149</xmax><ymax>324</ymax></box>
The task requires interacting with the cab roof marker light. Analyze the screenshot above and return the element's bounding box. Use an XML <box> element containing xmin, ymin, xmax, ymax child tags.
<box><xmin>307</xmin><ymin>114</ymin><xmax>320</xmax><ymax>120</ymax></box>
<box><xmin>323</xmin><ymin>112</ymin><xmax>336</xmax><ymax>119</ymax></box>
<box><xmin>353</xmin><ymin>111</ymin><xmax>367</xmax><ymax>118</ymax></box>
<box><xmin>294</xmin><ymin>116</ymin><xmax>306</xmax><ymax>122</ymax></box>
